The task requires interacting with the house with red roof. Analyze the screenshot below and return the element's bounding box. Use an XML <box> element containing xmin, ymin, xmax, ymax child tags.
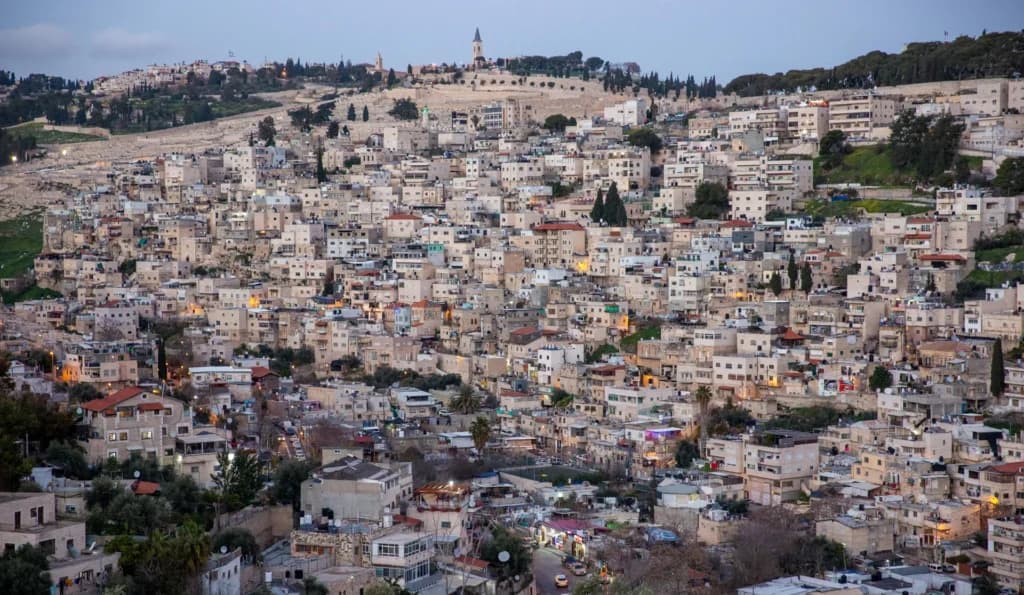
<box><xmin>79</xmin><ymin>386</ymin><xmax>193</xmax><ymax>467</ymax></box>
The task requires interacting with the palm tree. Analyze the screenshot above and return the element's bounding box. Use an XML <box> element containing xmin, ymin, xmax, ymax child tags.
<box><xmin>174</xmin><ymin>520</ymin><xmax>211</xmax><ymax>578</ymax></box>
<box><xmin>450</xmin><ymin>385</ymin><xmax>481</xmax><ymax>414</ymax></box>
<box><xmin>470</xmin><ymin>416</ymin><xmax>491</xmax><ymax>453</ymax></box>
<box><xmin>694</xmin><ymin>386</ymin><xmax>713</xmax><ymax>456</ymax></box>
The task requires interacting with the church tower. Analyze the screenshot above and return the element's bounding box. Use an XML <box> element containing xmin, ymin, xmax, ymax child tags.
<box><xmin>374</xmin><ymin>52</ymin><xmax>384</xmax><ymax>73</ymax></box>
<box><xmin>472</xmin><ymin>28</ymin><xmax>484</xmax><ymax>67</ymax></box>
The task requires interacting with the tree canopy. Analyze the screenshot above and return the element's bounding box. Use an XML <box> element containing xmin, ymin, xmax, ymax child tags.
<box><xmin>626</xmin><ymin>127</ymin><xmax>663</xmax><ymax>153</ymax></box>
<box><xmin>993</xmin><ymin>157</ymin><xmax>1024</xmax><ymax>196</ymax></box>
<box><xmin>388</xmin><ymin>98</ymin><xmax>419</xmax><ymax>121</ymax></box>
<box><xmin>687</xmin><ymin>182</ymin><xmax>730</xmax><ymax>219</ymax></box>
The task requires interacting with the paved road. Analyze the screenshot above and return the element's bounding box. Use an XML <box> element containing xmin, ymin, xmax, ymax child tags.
<box><xmin>533</xmin><ymin>547</ymin><xmax>584</xmax><ymax>595</ymax></box>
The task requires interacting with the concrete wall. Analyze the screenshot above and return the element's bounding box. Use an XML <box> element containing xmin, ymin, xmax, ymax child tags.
<box><xmin>216</xmin><ymin>505</ymin><xmax>294</xmax><ymax>549</ymax></box>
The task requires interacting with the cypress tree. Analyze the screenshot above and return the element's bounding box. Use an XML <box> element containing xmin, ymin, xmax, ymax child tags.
<box><xmin>800</xmin><ymin>262</ymin><xmax>813</xmax><ymax>294</ymax></box>
<box><xmin>787</xmin><ymin>252</ymin><xmax>798</xmax><ymax>290</ymax></box>
<box><xmin>590</xmin><ymin>188</ymin><xmax>605</xmax><ymax>223</ymax></box>
<box><xmin>347</xmin><ymin>103</ymin><xmax>356</xmax><ymax>121</ymax></box>
<box><xmin>604</xmin><ymin>182</ymin><xmax>625</xmax><ymax>226</ymax></box>
<box><xmin>769</xmin><ymin>272</ymin><xmax>783</xmax><ymax>296</ymax></box>
<box><xmin>362</xmin><ymin>105</ymin><xmax>369</xmax><ymax>122</ymax></box>
<box><xmin>991</xmin><ymin>338</ymin><xmax>1005</xmax><ymax>397</ymax></box>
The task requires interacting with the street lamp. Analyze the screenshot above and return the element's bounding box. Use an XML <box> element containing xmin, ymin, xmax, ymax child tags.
<box><xmin>49</xmin><ymin>351</ymin><xmax>55</xmax><ymax>382</ymax></box>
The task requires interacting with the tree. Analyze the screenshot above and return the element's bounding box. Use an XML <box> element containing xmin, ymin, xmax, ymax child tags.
<box><xmin>470</xmin><ymin>416</ymin><xmax>491</xmax><ymax>453</ymax></box>
<box><xmin>602</xmin><ymin>182</ymin><xmax>627</xmax><ymax>226</ymax></box>
<box><xmin>769</xmin><ymin>272</ymin><xmax>783</xmax><ymax>296</ymax></box>
<box><xmin>479</xmin><ymin>526</ymin><xmax>531</xmax><ymax>586</ymax></box>
<box><xmin>687</xmin><ymin>182</ymin><xmax>730</xmax><ymax>219</ymax></box>
<box><xmin>993</xmin><ymin>157</ymin><xmax>1024</xmax><ymax>196</ymax></box>
<box><xmin>675</xmin><ymin>440</ymin><xmax>699</xmax><ymax>468</ymax></box>
<box><xmin>590</xmin><ymin>188</ymin><xmax>605</xmax><ymax>223</ymax></box>
<box><xmin>0</xmin><ymin>545</ymin><xmax>51</xmax><ymax>595</ymax></box>
<box><xmin>869</xmin><ymin>366</ymin><xmax>893</xmax><ymax>392</ymax></box>
<box><xmin>386</xmin><ymin>69</ymin><xmax>397</xmax><ymax>88</ymax></box>
<box><xmin>626</xmin><ymin>127</ymin><xmax>663</xmax><ymax>153</ymax></box>
<box><xmin>212</xmin><ymin>450</ymin><xmax>262</xmax><ymax>511</ymax></box>
<box><xmin>387</xmin><ymin>98</ymin><xmax>418</xmax><ymax>121</ymax></box>
<box><xmin>818</xmin><ymin>130</ymin><xmax>849</xmax><ymax>170</ymax></box>
<box><xmin>326</xmin><ymin>121</ymin><xmax>340</xmax><ymax>138</ymax></box>
<box><xmin>271</xmin><ymin>459</ymin><xmax>314</xmax><ymax>511</ymax></box>
<box><xmin>542</xmin><ymin>114</ymin><xmax>571</xmax><ymax>133</ymax></box>
<box><xmin>257</xmin><ymin>116</ymin><xmax>276</xmax><ymax>146</ymax></box>
<box><xmin>449</xmin><ymin>385</ymin><xmax>482</xmax><ymax>414</ymax></box>
<box><xmin>694</xmin><ymin>385</ymin><xmax>712</xmax><ymax>455</ymax></box>
<box><xmin>972</xmin><ymin>574</ymin><xmax>1001</xmax><ymax>595</ymax></box>
<box><xmin>315</xmin><ymin>147</ymin><xmax>327</xmax><ymax>183</ymax></box>
<box><xmin>346</xmin><ymin>103</ymin><xmax>357</xmax><ymax>121</ymax></box>
<box><xmin>44</xmin><ymin>440</ymin><xmax>89</xmax><ymax>479</ymax></box>
<box><xmin>362</xmin><ymin>105</ymin><xmax>369</xmax><ymax>122</ymax></box>
<box><xmin>991</xmin><ymin>338</ymin><xmax>1006</xmax><ymax>397</ymax></box>
<box><xmin>800</xmin><ymin>262</ymin><xmax>813</xmax><ymax>294</ymax></box>
<box><xmin>212</xmin><ymin>528</ymin><xmax>261</xmax><ymax>562</ymax></box>
<box><xmin>787</xmin><ymin>252</ymin><xmax>799</xmax><ymax>290</ymax></box>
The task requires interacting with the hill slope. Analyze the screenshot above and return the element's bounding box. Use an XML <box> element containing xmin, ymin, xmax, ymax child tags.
<box><xmin>724</xmin><ymin>31</ymin><xmax>1024</xmax><ymax>96</ymax></box>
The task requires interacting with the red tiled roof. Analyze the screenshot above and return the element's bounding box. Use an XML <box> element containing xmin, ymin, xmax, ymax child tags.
<box><xmin>989</xmin><ymin>461</ymin><xmax>1024</xmax><ymax>474</ymax></box>
<box><xmin>138</xmin><ymin>403</ymin><xmax>163</xmax><ymax>412</ymax></box>
<box><xmin>533</xmin><ymin>223</ymin><xmax>585</xmax><ymax>232</ymax></box>
<box><xmin>500</xmin><ymin>390</ymin><xmax>531</xmax><ymax>398</ymax></box>
<box><xmin>510</xmin><ymin>326</ymin><xmax>539</xmax><ymax>336</ymax></box>
<box><xmin>673</xmin><ymin>217</ymin><xmax>697</xmax><ymax>225</ymax></box>
<box><xmin>721</xmin><ymin>220</ymin><xmax>754</xmax><ymax>228</ymax></box>
<box><xmin>904</xmin><ymin>233</ymin><xmax>932</xmax><ymax>240</ymax></box>
<box><xmin>251</xmin><ymin>366</ymin><xmax>277</xmax><ymax>379</ymax></box>
<box><xmin>131</xmin><ymin>480</ymin><xmax>160</xmax><ymax>496</ymax></box>
<box><xmin>907</xmin><ymin>216</ymin><xmax>934</xmax><ymax>224</ymax></box>
<box><xmin>453</xmin><ymin>556</ymin><xmax>489</xmax><ymax>570</ymax></box>
<box><xmin>919</xmin><ymin>254</ymin><xmax>966</xmax><ymax>262</ymax></box>
<box><xmin>781</xmin><ymin>328</ymin><xmax>805</xmax><ymax>341</ymax></box>
<box><xmin>82</xmin><ymin>387</ymin><xmax>146</xmax><ymax>412</ymax></box>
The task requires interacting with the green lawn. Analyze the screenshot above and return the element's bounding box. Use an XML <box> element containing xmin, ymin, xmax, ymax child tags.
<box><xmin>0</xmin><ymin>215</ymin><xmax>43</xmax><ymax>277</ymax></box>
<box><xmin>976</xmin><ymin>246</ymin><xmax>1024</xmax><ymax>264</ymax></box>
<box><xmin>6</xmin><ymin>122</ymin><xmax>106</xmax><ymax>144</ymax></box>
<box><xmin>803</xmin><ymin>198</ymin><xmax>932</xmax><ymax>218</ymax></box>
<box><xmin>1</xmin><ymin>284</ymin><xmax>61</xmax><ymax>303</ymax></box>
<box><xmin>621</xmin><ymin>325</ymin><xmax>661</xmax><ymax>352</ymax></box>
<box><xmin>966</xmin><ymin>268</ymin><xmax>1024</xmax><ymax>286</ymax></box>
<box><xmin>815</xmin><ymin>145</ymin><xmax>914</xmax><ymax>186</ymax></box>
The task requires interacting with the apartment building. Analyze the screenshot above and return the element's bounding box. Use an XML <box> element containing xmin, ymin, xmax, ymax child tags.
<box><xmin>728</xmin><ymin>108</ymin><xmax>789</xmax><ymax>140</ymax></box>
<box><xmin>300</xmin><ymin>457</ymin><xmax>414</xmax><ymax>524</ymax></box>
<box><xmin>78</xmin><ymin>386</ymin><xmax>193</xmax><ymax>465</ymax></box>
<box><xmin>988</xmin><ymin>516</ymin><xmax>1024</xmax><ymax>589</ymax></box>
<box><xmin>742</xmin><ymin>430</ymin><xmax>819</xmax><ymax>505</ymax></box>
<box><xmin>370</xmin><ymin>531</ymin><xmax>438</xmax><ymax>593</ymax></box>
<box><xmin>0</xmin><ymin>492</ymin><xmax>120</xmax><ymax>591</ymax></box>
<box><xmin>828</xmin><ymin>95</ymin><xmax>899</xmax><ymax>139</ymax></box>
<box><xmin>787</xmin><ymin>104</ymin><xmax>830</xmax><ymax>141</ymax></box>
<box><xmin>62</xmin><ymin>342</ymin><xmax>142</xmax><ymax>390</ymax></box>
<box><xmin>603</xmin><ymin>98</ymin><xmax>647</xmax><ymax>127</ymax></box>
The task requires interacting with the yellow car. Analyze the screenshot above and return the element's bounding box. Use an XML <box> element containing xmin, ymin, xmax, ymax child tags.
<box><xmin>554</xmin><ymin>574</ymin><xmax>570</xmax><ymax>588</ymax></box>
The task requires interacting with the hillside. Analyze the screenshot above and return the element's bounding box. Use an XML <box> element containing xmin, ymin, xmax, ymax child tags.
<box><xmin>724</xmin><ymin>31</ymin><xmax>1024</xmax><ymax>96</ymax></box>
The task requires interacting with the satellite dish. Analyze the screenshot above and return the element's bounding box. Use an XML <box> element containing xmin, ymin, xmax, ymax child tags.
<box><xmin>133</xmin><ymin>471</ymin><xmax>141</xmax><ymax>479</ymax></box>
<box><xmin>497</xmin><ymin>551</ymin><xmax>510</xmax><ymax>563</ymax></box>
<box><xmin>220</xmin><ymin>545</ymin><xmax>228</xmax><ymax>554</ymax></box>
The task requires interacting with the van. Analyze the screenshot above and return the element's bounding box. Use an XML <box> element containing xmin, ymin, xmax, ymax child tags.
<box><xmin>928</xmin><ymin>563</ymin><xmax>944</xmax><ymax>573</ymax></box>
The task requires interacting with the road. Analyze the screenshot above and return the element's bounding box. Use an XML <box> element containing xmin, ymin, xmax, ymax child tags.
<box><xmin>533</xmin><ymin>547</ymin><xmax>583</xmax><ymax>595</ymax></box>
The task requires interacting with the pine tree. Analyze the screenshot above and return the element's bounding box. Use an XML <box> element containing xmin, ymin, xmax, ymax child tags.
<box><xmin>590</xmin><ymin>188</ymin><xmax>605</xmax><ymax>223</ymax></box>
<box><xmin>787</xmin><ymin>252</ymin><xmax>798</xmax><ymax>290</ymax></box>
<box><xmin>769</xmin><ymin>272</ymin><xmax>783</xmax><ymax>296</ymax></box>
<box><xmin>315</xmin><ymin>147</ymin><xmax>327</xmax><ymax>183</ymax></box>
<box><xmin>800</xmin><ymin>262</ymin><xmax>813</xmax><ymax>294</ymax></box>
<box><xmin>991</xmin><ymin>338</ymin><xmax>1005</xmax><ymax>397</ymax></box>
<box><xmin>346</xmin><ymin>103</ymin><xmax>356</xmax><ymax>121</ymax></box>
<box><xmin>362</xmin><ymin>105</ymin><xmax>369</xmax><ymax>122</ymax></box>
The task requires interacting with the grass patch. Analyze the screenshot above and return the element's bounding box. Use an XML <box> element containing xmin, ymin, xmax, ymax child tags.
<box><xmin>7</xmin><ymin>122</ymin><xmax>105</xmax><ymax>144</ymax></box>
<box><xmin>815</xmin><ymin>145</ymin><xmax>914</xmax><ymax>186</ymax></box>
<box><xmin>2</xmin><ymin>284</ymin><xmax>61</xmax><ymax>303</ymax></box>
<box><xmin>586</xmin><ymin>343</ymin><xmax>619</xmax><ymax>363</ymax></box>
<box><xmin>976</xmin><ymin>246</ymin><xmax>1024</xmax><ymax>264</ymax></box>
<box><xmin>0</xmin><ymin>215</ymin><xmax>43</xmax><ymax>277</ymax></box>
<box><xmin>966</xmin><ymin>268</ymin><xmax>1024</xmax><ymax>286</ymax></box>
<box><xmin>620</xmin><ymin>325</ymin><xmax>661</xmax><ymax>353</ymax></box>
<box><xmin>803</xmin><ymin>198</ymin><xmax>932</xmax><ymax>219</ymax></box>
<box><xmin>110</xmin><ymin>96</ymin><xmax>280</xmax><ymax>135</ymax></box>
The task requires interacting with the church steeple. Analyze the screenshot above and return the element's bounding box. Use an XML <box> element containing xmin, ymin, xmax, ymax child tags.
<box><xmin>472</xmin><ymin>27</ymin><xmax>484</xmax><ymax>67</ymax></box>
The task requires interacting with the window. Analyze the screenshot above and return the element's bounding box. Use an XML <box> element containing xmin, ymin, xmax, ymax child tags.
<box><xmin>119</xmin><ymin>432</ymin><xmax>128</xmax><ymax>441</ymax></box>
<box><xmin>377</xmin><ymin>543</ymin><xmax>400</xmax><ymax>557</ymax></box>
<box><xmin>141</xmin><ymin>430</ymin><xmax>153</xmax><ymax>440</ymax></box>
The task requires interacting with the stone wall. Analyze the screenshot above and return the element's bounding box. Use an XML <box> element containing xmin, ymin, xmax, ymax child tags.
<box><xmin>216</xmin><ymin>505</ymin><xmax>294</xmax><ymax>548</ymax></box>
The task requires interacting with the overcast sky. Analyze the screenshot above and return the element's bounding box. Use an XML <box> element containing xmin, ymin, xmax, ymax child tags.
<box><xmin>2</xmin><ymin>0</ymin><xmax>1023</xmax><ymax>82</ymax></box>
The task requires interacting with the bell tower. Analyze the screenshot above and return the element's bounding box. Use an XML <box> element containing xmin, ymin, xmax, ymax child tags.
<box><xmin>472</xmin><ymin>28</ymin><xmax>484</xmax><ymax>67</ymax></box>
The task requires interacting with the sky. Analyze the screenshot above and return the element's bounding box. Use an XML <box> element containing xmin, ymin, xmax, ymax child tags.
<box><xmin>2</xmin><ymin>0</ymin><xmax>1023</xmax><ymax>83</ymax></box>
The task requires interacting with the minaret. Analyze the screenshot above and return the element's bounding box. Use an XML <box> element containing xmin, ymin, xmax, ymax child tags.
<box><xmin>375</xmin><ymin>52</ymin><xmax>384</xmax><ymax>73</ymax></box>
<box><xmin>472</xmin><ymin>28</ymin><xmax>484</xmax><ymax>67</ymax></box>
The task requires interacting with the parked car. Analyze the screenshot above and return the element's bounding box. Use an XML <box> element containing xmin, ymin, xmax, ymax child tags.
<box><xmin>570</xmin><ymin>562</ymin><xmax>587</xmax><ymax>576</ymax></box>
